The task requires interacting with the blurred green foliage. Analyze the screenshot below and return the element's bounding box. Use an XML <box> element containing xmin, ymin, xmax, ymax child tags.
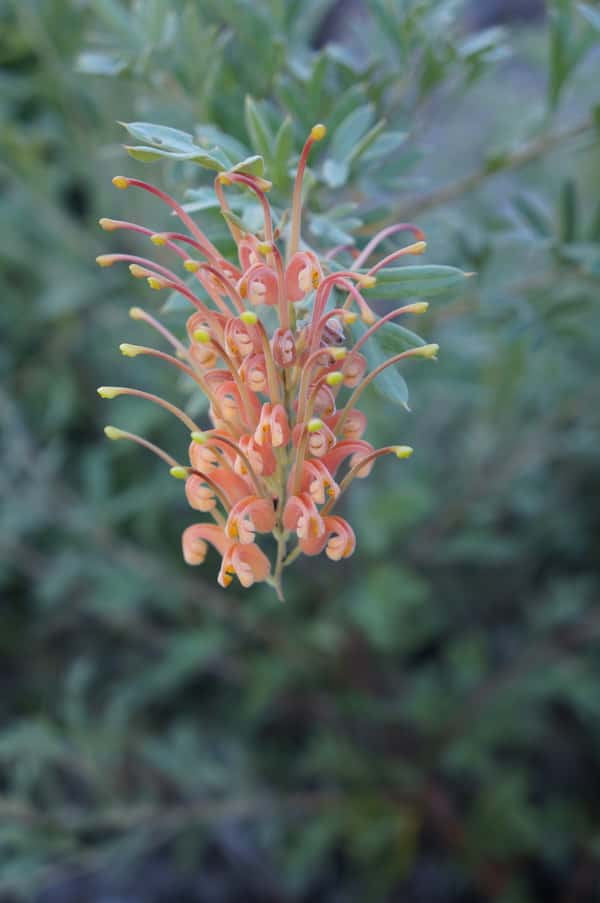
<box><xmin>1</xmin><ymin>0</ymin><xmax>600</xmax><ymax>900</ymax></box>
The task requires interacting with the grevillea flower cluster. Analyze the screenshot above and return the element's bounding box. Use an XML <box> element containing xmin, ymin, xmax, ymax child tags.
<box><xmin>97</xmin><ymin>123</ymin><xmax>438</xmax><ymax>599</ymax></box>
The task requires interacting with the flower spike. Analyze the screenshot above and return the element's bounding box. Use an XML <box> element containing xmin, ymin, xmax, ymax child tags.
<box><xmin>97</xmin><ymin>117</ymin><xmax>445</xmax><ymax>599</ymax></box>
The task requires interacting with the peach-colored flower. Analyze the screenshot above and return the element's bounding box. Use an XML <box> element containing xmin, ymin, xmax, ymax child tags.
<box><xmin>98</xmin><ymin>122</ymin><xmax>438</xmax><ymax>599</ymax></box>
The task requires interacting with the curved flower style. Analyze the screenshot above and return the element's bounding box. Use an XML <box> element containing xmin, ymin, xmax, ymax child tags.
<box><xmin>97</xmin><ymin>123</ymin><xmax>439</xmax><ymax>599</ymax></box>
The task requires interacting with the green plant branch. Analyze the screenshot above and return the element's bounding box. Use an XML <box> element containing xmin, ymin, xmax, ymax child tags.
<box><xmin>389</xmin><ymin>116</ymin><xmax>594</xmax><ymax>222</ymax></box>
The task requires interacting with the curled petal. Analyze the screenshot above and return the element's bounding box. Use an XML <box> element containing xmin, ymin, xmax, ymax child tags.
<box><xmin>218</xmin><ymin>542</ymin><xmax>271</xmax><ymax>588</ymax></box>
<box><xmin>299</xmin><ymin>515</ymin><xmax>355</xmax><ymax>560</ymax></box>
<box><xmin>238</xmin><ymin>237</ymin><xmax>260</xmax><ymax>271</ymax></box>
<box><xmin>236</xmin><ymin>434</ymin><xmax>276</xmax><ymax>477</ymax></box>
<box><xmin>189</xmin><ymin>343</ymin><xmax>217</xmax><ymax>369</ymax></box>
<box><xmin>185</xmin><ymin>475</ymin><xmax>216</xmax><ymax>512</ymax></box>
<box><xmin>240</xmin><ymin>353</ymin><xmax>268</xmax><ymax>394</ymax></box>
<box><xmin>283</xmin><ymin>493</ymin><xmax>325</xmax><ymax>541</ymax></box>
<box><xmin>307</xmin><ymin>422</ymin><xmax>336</xmax><ymax>458</ymax></box>
<box><xmin>238</xmin><ymin>263</ymin><xmax>279</xmax><ymax>307</ymax></box>
<box><xmin>285</xmin><ymin>251</ymin><xmax>322</xmax><ymax>302</ymax></box>
<box><xmin>311</xmin><ymin>384</ymin><xmax>336</xmax><ymax>417</ymax></box>
<box><xmin>189</xmin><ymin>442</ymin><xmax>220</xmax><ymax>472</ymax></box>
<box><xmin>214</xmin><ymin>380</ymin><xmax>260</xmax><ymax>425</ymax></box>
<box><xmin>343</xmin><ymin>352</ymin><xmax>367</xmax><ymax>388</ymax></box>
<box><xmin>182</xmin><ymin>523</ymin><xmax>228</xmax><ymax>565</ymax></box>
<box><xmin>224</xmin><ymin>317</ymin><xmax>261</xmax><ymax>359</ymax></box>
<box><xmin>210</xmin><ymin>467</ymin><xmax>255</xmax><ymax>506</ymax></box>
<box><xmin>324</xmin><ymin>516</ymin><xmax>356</xmax><ymax>561</ymax></box>
<box><xmin>187</xmin><ymin>311</ymin><xmax>226</xmax><ymax>342</ymax></box>
<box><xmin>254</xmin><ymin>403</ymin><xmax>290</xmax><ymax>448</ymax></box>
<box><xmin>325</xmin><ymin>410</ymin><xmax>367</xmax><ymax>441</ymax></box>
<box><xmin>321</xmin><ymin>439</ymin><xmax>374</xmax><ymax>476</ymax></box>
<box><xmin>271</xmin><ymin>328</ymin><xmax>297</xmax><ymax>367</ymax></box>
<box><xmin>225</xmin><ymin>495</ymin><xmax>276</xmax><ymax>544</ymax></box>
<box><xmin>291</xmin><ymin>421</ymin><xmax>336</xmax><ymax>457</ymax></box>
<box><xmin>289</xmin><ymin>460</ymin><xmax>339</xmax><ymax>506</ymax></box>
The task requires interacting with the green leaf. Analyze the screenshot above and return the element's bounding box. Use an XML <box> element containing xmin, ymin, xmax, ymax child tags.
<box><xmin>362</xmin><ymin>130</ymin><xmax>408</xmax><ymax>162</ymax></box>
<box><xmin>244</xmin><ymin>96</ymin><xmax>274</xmax><ymax>160</ymax></box>
<box><xmin>350</xmin><ymin>322</ymin><xmax>410</xmax><ymax>409</ymax></box>
<box><xmin>373</xmin><ymin>319</ymin><xmax>427</xmax><ymax>355</ymax></box>
<box><xmin>120</xmin><ymin>121</ymin><xmax>231</xmax><ymax>170</ymax></box>
<box><xmin>346</xmin><ymin>119</ymin><xmax>387</xmax><ymax>166</ymax></box>
<box><xmin>231</xmin><ymin>154</ymin><xmax>265</xmax><ymax>177</ymax></box>
<box><xmin>363</xmin><ymin>265</ymin><xmax>472</xmax><ymax>300</ymax></box>
<box><xmin>512</xmin><ymin>192</ymin><xmax>553</xmax><ymax>239</ymax></box>
<box><xmin>272</xmin><ymin>116</ymin><xmax>294</xmax><ymax>186</ymax></box>
<box><xmin>322</xmin><ymin>158</ymin><xmax>349</xmax><ymax>188</ymax></box>
<box><xmin>559</xmin><ymin>179</ymin><xmax>577</xmax><ymax>244</ymax></box>
<box><xmin>124</xmin><ymin>145</ymin><xmax>228</xmax><ymax>169</ymax></box>
<box><xmin>577</xmin><ymin>2</ymin><xmax>600</xmax><ymax>31</ymax></box>
<box><xmin>329</xmin><ymin>104</ymin><xmax>376</xmax><ymax>163</ymax></box>
<box><xmin>120</xmin><ymin>121</ymin><xmax>198</xmax><ymax>152</ymax></box>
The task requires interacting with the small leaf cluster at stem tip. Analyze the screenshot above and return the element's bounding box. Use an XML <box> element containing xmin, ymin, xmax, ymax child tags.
<box><xmin>97</xmin><ymin>119</ymin><xmax>448</xmax><ymax>600</ymax></box>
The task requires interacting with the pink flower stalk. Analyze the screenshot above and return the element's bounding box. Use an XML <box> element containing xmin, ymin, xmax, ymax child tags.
<box><xmin>98</xmin><ymin>123</ymin><xmax>438</xmax><ymax>600</ymax></box>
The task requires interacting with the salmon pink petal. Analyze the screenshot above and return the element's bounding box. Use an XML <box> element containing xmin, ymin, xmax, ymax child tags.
<box><xmin>225</xmin><ymin>496</ymin><xmax>276</xmax><ymax>544</ymax></box>
<box><xmin>321</xmin><ymin>439</ymin><xmax>374</xmax><ymax>476</ymax></box>
<box><xmin>285</xmin><ymin>251</ymin><xmax>322</xmax><ymax>302</ymax></box>
<box><xmin>182</xmin><ymin>523</ymin><xmax>229</xmax><ymax>565</ymax></box>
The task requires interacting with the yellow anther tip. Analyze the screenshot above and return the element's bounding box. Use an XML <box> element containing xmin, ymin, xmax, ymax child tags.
<box><xmin>410</xmin><ymin>302</ymin><xmax>429</xmax><ymax>314</ymax></box>
<box><xmin>411</xmin><ymin>241</ymin><xmax>427</xmax><ymax>255</ymax></box>
<box><xmin>96</xmin><ymin>255</ymin><xmax>113</xmax><ymax>267</ymax></box>
<box><xmin>256</xmin><ymin>242</ymin><xmax>272</xmax><ymax>255</ymax></box>
<box><xmin>119</xmin><ymin>343</ymin><xmax>142</xmax><ymax>357</ymax></box>
<box><xmin>420</xmin><ymin>343</ymin><xmax>439</xmax><ymax>359</ymax></box>
<box><xmin>104</xmin><ymin>426</ymin><xmax>125</xmax><ymax>440</ymax></box>
<box><xmin>218</xmin><ymin>173</ymin><xmax>232</xmax><ymax>185</ymax></box>
<box><xmin>169</xmin><ymin>466</ymin><xmax>189</xmax><ymax>480</ymax></box>
<box><xmin>330</xmin><ymin>347</ymin><xmax>347</xmax><ymax>360</ymax></box>
<box><xmin>308</xmin><ymin>418</ymin><xmax>324</xmax><ymax>433</ymax></box>
<box><xmin>112</xmin><ymin>176</ymin><xmax>129</xmax><ymax>189</ymax></box>
<box><xmin>129</xmin><ymin>306</ymin><xmax>144</xmax><ymax>319</ymax></box>
<box><xmin>97</xmin><ymin>386</ymin><xmax>120</xmax><ymax>399</ymax></box>
<box><xmin>311</xmin><ymin>123</ymin><xmax>327</xmax><ymax>141</ymax></box>
<box><xmin>183</xmin><ymin>259</ymin><xmax>201</xmax><ymax>272</ymax></box>
<box><xmin>325</xmin><ymin>371</ymin><xmax>344</xmax><ymax>386</ymax></box>
<box><xmin>98</xmin><ymin>218</ymin><xmax>117</xmax><ymax>231</ymax></box>
<box><xmin>240</xmin><ymin>310</ymin><xmax>258</xmax><ymax>325</ymax></box>
<box><xmin>359</xmin><ymin>275</ymin><xmax>377</xmax><ymax>288</ymax></box>
<box><xmin>128</xmin><ymin>264</ymin><xmax>147</xmax><ymax>278</ymax></box>
<box><xmin>147</xmin><ymin>277</ymin><xmax>163</xmax><ymax>290</ymax></box>
<box><xmin>150</xmin><ymin>233</ymin><xmax>167</xmax><ymax>246</ymax></box>
<box><xmin>343</xmin><ymin>311</ymin><xmax>358</xmax><ymax>324</ymax></box>
<box><xmin>393</xmin><ymin>445</ymin><xmax>414</xmax><ymax>459</ymax></box>
<box><xmin>193</xmin><ymin>328</ymin><xmax>211</xmax><ymax>344</ymax></box>
<box><xmin>191</xmin><ymin>431</ymin><xmax>208</xmax><ymax>445</ymax></box>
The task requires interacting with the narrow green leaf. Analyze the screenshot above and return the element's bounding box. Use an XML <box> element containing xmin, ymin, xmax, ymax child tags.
<box><xmin>373</xmin><ymin>320</ymin><xmax>427</xmax><ymax>355</ymax></box>
<box><xmin>577</xmin><ymin>2</ymin><xmax>600</xmax><ymax>31</ymax></box>
<box><xmin>124</xmin><ymin>145</ymin><xmax>228</xmax><ymax>170</ymax></box>
<box><xmin>363</xmin><ymin>265</ymin><xmax>473</xmax><ymax>299</ymax></box>
<box><xmin>322</xmin><ymin>158</ymin><xmax>349</xmax><ymax>188</ymax></box>
<box><xmin>244</xmin><ymin>96</ymin><xmax>274</xmax><ymax>160</ymax></box>
<box><xmin>231</xmin><ymin>155</ymin><xmax>265</xmax><ymax>177</ymax></box>
<box><xmin>362</xmin><ymin>130</ymin><xmax>408</xmax><ymax>162</ymax></box>
<box><xmin>272</xmin><ymin>116</ymin><xmax>294</xmax><ymax>187</ymax></box>
<box><xmin>347</xmin><ymin>119</ymin><xmax>387</xmax><ymax>165</ymax></box>
<box><xmin>559</xmin><ymin>179</ymin><xmax>577</xmax><ymax>244</ymax></box>
<box><xmin>329</xmin><ymin>105</ymin><xmax>376</xmax><ymax>163</ymax></box>
<box><xmin>120</xmin><ymin>121</ymin><xmax>197</xmax><ymax>152</ymax></box>
<box><xmin>351</xmin><ymin>321</ymin><xmax>410</xmax><ymax>409</ymax></box>
<box><xmin>513</xmin><ymin>192</ymin><xmax>553</xmax><ymax>238</ymax></box>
